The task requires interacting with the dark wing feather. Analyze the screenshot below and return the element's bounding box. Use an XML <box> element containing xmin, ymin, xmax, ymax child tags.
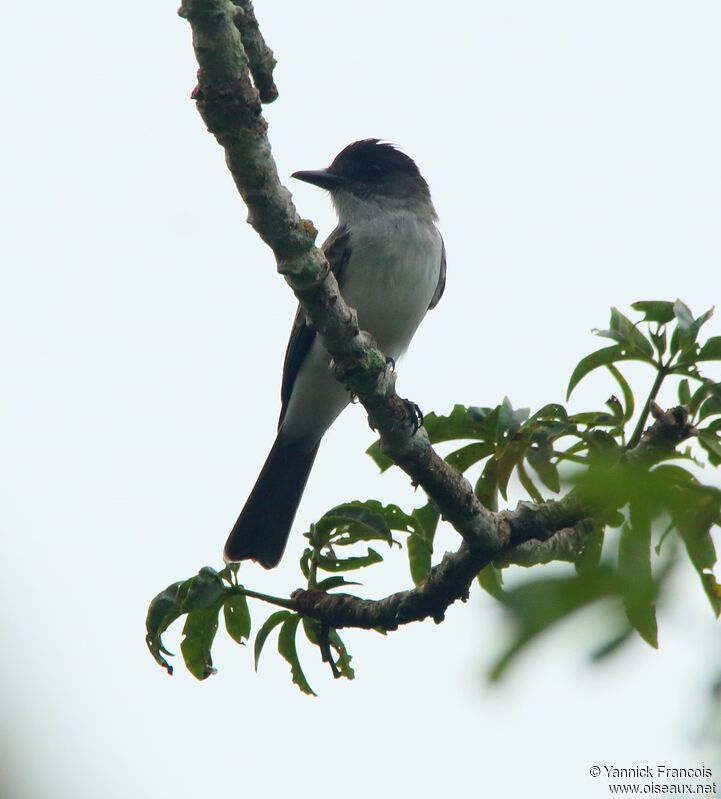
<box><xmin>278</xmin><ymin>225</ymin><xmax>352</xmax><ymax>428</ymax></box>
<box><xmin>429</xmin><ymin>234</ymin><xmax>446</xmax><ymax>310</ymax></box>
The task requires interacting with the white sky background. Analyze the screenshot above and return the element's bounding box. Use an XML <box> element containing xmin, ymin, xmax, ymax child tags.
<box><xmin>2</xmin><ymin>1</ymin><xmax>721</xmax><ymax>797</ymax></box>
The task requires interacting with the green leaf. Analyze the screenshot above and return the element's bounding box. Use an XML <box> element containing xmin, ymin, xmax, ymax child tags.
<box><xmin>182</xmin><ymin>567</ymin><xmax>225</xmax><ymax>612</ymax></box>
<box><xmin>608</xmin><ymin>307</ymin><xmax>655</xmax><ymax>357</ymax></box>
<box><xmin>223</xmin><ymin>593</ymin><xmax>251</xmax><ymax>644</ymax></box>
<box><xmin>631</xmin><ymin>300</ymin><xmax>676</xmax><ymax>324</ymax></box>
<box><xmin>516</xmin><ymin>461</ymin><xmax>544</xmax><ymax>503</ymax></box>
<box><xmin>651</xmin><ymin>463</ymin><xmax>698</xmax><ymax>485</ymax></box>
<box><xmin>673</xmin><ymin>301</ymin><xmax>714</xmax><ymax>357</ymax></box>
<box><xmin>569</xmin><ymin>411</ymin><xmax>619</xmax><ymax>427</ymax></box>
<box><xmin>254</xmin><ymin>610</ymin><xmax>293</xmax><ymax>670</ymax></box>
<box><xmin>180</xmin><ymin>606</ymin><xmax>220</xmax><ymax>680</ymax></box>
<box><xmin>312</xmin><ymin>500</ymin><xmax>421</xmax><ymax>550</ymax></box>
<box><xmin>407</xmin><ymin>503</ymin><xmax>439</xmax><ymax>585</ymax></box>
<box><xmin>606</xmin><ymin>364</ymin><xmax>635</xmax><ymax>423</ymax></box>
<box><xmin>444</xmin><ymin>442</ymin><xmax>495</xmax><ymax>472</ymax></box>
<box><xmin>578</xmin><ymin>429</ymin><xmax>623</xmax><ymax>460</ymax></box>
<box><xmin>301</xmin><ymin>616</ymin><xmax>320</xmax><ymax>645</ymax></box>
<box><xmin>145</xmin><ymin>581</ymin><xmax>185</xmax><ymax>675</ymax></box>
<box><xmin>575</xmin><ymin>526</ymin><xmax>605</xmax><ymax>575</ymax></box>
<box><xmin>567</xmin><ymin>345</ymin><xmax>648</xmax><ymax>399</ymax></box>
<box><xmin>316</xmin><ymin>548</ymin><xmax>384</xmax><ymax>572</ymax></box>
<box><xmin>593</xmin><ymin>308</ymin><xmax>654</xmax><ymax>357</ymax></box>
<box><xmin>365</xmin><ymin>440</ymin><xmax>394</xmax><ymax>472</ymax></box>
<box><xmin>496</xmin><ymin>442</ymin><xmax>526</xmax><ymax>500</ymax></box>
<box><xmin>313</xmin><ymin>502</ymin><xmax>394</xmax><ymax>546</ymax></box>
<box><xmin>216</xmin><ymin>562</ymin><xmax>240</xmax><ymax>585</ymax></box>
<box><xmin>699</xmin><ymin>396</ymin><xmax>721</xmax><ymax>424</ymax></box>
<box><xmin>526</xmin><ymin>445</ymin><xmax>561</xmax><ymax>493</ymax></box>
<box><xmin>678</xmin><ymin>378</ymin><xmax>691</xmax><ymax>406</ymax></box>
<box><xmin>475</xmin><ymin>459</ymin><xmax>499</xmax><ymax>511</ymax></box>
<box><xmin>689</xmin><ymin>381</ymin><xmax>721</xmax><ymax>417</ymax></box>
<box><xmin>477</xmin><ymin>564</ymin><xmax>504</xmax><ymax>600</ymax></box>
<box><xmin>412</xmin><ymin>501</ymin><xmax>440</xmax><ymax>540</ymax></box>
<box><xmin>496</xmin><ymin>397</ymin><xmax>530</xmax><ymax>437</ymax></box>
<box><xmin>672</xmin><ymin>485</ymin><xmax>721</xmax><ymax>617</ymax></box>
<box><xmin>423</xmin><ymin>404</ymin><xmax>491</xmax><ymax>444</ymax></box>
<box><xmin>669</xmin><ymin>326</ymin><xmax>681</xmax><ymax>358</ymax></box>
<box><xmin>327</xmin><ymin>628</ymin><xmax>355</xmax><ymax>680</ymax></box>
<box><xmin>698</xmin><ymin>430</ymin><xmax>721</xmax><ymax>466</ymax></box>
<box><xmin>605</xmin><ymin>394</ymin><xmax>624</xmax><ymax>424</ymax></box>
<box><xmin>407</xmin><ymin>535</ymin><xmax>432</xmax><ymax>586</ymax></box>
<box><xmin>589</xmin><ymin>628</ymin><xmax>634</xmax><ymax>662</ymax></box>
<box><xmin>649</xmin><ymin>326</ymin><xmax>667</xmax><ymax>358</ymax></box>
<box><xmin>673</xmin><ymin>299</ymin><xmax>695</xmax><ymax>331</ymax></box>
<box><xmin>314</xmin><ymin>575</ymin><xmax>360</xmax><ymax>591</ymax></box>
<box><xmin>489</xmin><ymin>568</ymin><xmax>621</xmax><ymax>680</ymax></box>
<box><xmin>300</xmin><ymin>619</ymin><xmax>355</xmax><ymax>681</ymax></box>
<box><xmin>422</xmin><ymin>403</ymin><xmax>510</xmax><ymax>445</ymax></box>
<box><xmin>698</xmin><ymin>336</ymin><xmax>721</xmax><ymax>361</ymax></box>
<box><xmin>528</xmin><ymin>403</ymin><xmax>569</xmax><ymax>423</ymax></box>
<box><xmin>278</xmin><ymin>616</ymin><xmax>316</xmax><ymax>696</ymax></box>
<box><xmin>618</xmin><ymin>506</ymin><xmax>657</xmax><ymax>648</ymax></box>
<box><xmin>691</xmin><ymin>305</ymin><xmax>714</xmax><ymax>333</ymax></box>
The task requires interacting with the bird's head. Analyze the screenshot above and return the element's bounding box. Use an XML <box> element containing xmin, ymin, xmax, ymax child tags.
<box><xmin>292</xmin><ymin>139</ymin><xmax>435</xmax><ymax>221</ymax></box>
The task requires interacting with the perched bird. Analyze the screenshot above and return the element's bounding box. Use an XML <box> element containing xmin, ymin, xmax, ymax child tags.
<box><xmin>224</xmin><ymin>139</ymin><xmax>445</xmax><ymax>568</ymax></box>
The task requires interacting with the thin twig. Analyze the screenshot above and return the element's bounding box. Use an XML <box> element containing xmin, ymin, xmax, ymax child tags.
<box><xmin>232</xmin><ymin>0</ymin><xmax>278</xmax><ymax>103</ymax></box>
<box><xmin>627</xmin><ymin>367</ymin><xmax>668</xmax><ymax>449</ymax></box>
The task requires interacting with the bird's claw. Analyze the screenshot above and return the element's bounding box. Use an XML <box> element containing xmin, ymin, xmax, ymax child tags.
<box><xmin>401</xmin><ymin>398</ymin><xmax>424</xmax><ymax>435</ymax></box>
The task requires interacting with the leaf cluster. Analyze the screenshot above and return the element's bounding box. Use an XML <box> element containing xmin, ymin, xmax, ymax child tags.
<box><xmin>146</xmin><ymin>300</ymin><xmax>721</xmax><ymax>691</ymax></box>
<box><xmin>146</xmin><ymin>564</ymin><xmax>250</xmax><ymax>680</ymax></box>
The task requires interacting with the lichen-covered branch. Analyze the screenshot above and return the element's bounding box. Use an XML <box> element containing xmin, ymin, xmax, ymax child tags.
<box><xmin>291</xmin><ymin>516</ymin><xmax>596</xmax><ymax>630</ymax></box>
<box><xmin>290</xmin><ymin>406</ymin><xmax>695</xmax><ymax>630</ymax></box>
<box><xmin>493</xmin><ymin>519</ymin><xmax>596</xmax><ymax>568</ymax></box>
<box><xmin>626</xmin><ymin>401</ymin><xmax>696</xmax><ymax>465</ymax></box>
<box><xmin>231</xmin><ymin>0</ymin><xmax>278</xmax><ymax>103</ymax></box>
<box><xmin>177</xmin><ymin>1</ymin><xmax>698</xmax><ymax>633</ymax></box>
<box><xmin>178</xmin><ymin>0</ymin><xmax>500</xmax><ymax>554</ymax></box>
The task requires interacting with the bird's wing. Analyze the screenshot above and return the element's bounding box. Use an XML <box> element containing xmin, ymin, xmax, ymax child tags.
<box><xmin>278</xmin><ymin>224</ymin><xmax>352</xmax><ymax>428</ymax></box>
<box><xmin>428</xmin><ymin>233</ymin><xmax>446</xmax><ymax>310</ymax></box>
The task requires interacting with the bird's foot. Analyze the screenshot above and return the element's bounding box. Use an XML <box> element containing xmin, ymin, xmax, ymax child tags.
<box><xmin>401</xmin><ymin>398</ymin><xmax>424</xmax><ymax>435</ymax></box>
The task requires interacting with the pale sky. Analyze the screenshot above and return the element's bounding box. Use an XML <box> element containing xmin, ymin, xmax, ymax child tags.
<box><xmin>2</xmin><ymin>2</ymin><xmax>721</xmax><ymax>797</ymax></box>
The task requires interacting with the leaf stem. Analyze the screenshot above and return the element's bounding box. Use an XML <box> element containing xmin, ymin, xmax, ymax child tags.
<box><xmin>552</xmin><ymin>450</ymin><xmax>588</xmax><ymax>464</ymax></box>
<box><xmin>308</xmin><ymin>548</ymin><xmax>319</xmax><ymax>590</ymax></box>
<box><xmin>232</xmin><ymin>586</ymin><xmax>297</xmax><ymax>611</ymax></box>
<box><xmin>627</xmin><ymin>367</ymin><xmax>668</xmax><ymax>449</ymax></box>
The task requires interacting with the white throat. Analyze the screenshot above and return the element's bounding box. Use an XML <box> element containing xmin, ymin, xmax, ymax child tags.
<box><xmin>331</xmin><ymin>188</ymin><xmax>438</xmax><ymax>227</ymax></box>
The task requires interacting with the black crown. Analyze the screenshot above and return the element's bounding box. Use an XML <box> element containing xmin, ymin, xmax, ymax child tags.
<box><xmin>328</xmin><ymin>139</ymin><xmax>423</xmax><ymax>183</ymax></box>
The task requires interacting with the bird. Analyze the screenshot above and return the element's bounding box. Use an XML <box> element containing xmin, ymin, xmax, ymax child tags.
<box><xmin>223</xmin><ymin>139</ymin><xmax>446</xmax><ymax>568</ymax></box>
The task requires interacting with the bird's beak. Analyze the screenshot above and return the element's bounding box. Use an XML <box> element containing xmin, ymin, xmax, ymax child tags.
<box><xmin>291</xmin><ymin>169</ymin><xmax>344</xmax><ymax>190</ymax></box>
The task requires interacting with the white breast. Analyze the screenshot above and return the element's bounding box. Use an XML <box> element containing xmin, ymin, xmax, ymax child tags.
<box><xmin>340</xmin><ymin>211</ymin><xmax>443</xmax><ymax>360</ymax></box>
<box><xmin>279</xmin><ymin>207</ymin><xmax>443</xmax><ymax>446</ymax></box>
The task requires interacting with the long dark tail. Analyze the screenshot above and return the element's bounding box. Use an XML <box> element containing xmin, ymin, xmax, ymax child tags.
<box><xmin>223</xmin><ymin>434</ymin><xmax>320</xmax><ymax>569</ymax></box>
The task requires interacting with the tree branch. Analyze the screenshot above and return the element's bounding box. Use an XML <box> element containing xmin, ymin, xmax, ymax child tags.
<box><xmin>231</xmin><ymin>0</ymin><xmax>278</xmax><ymax>103</ymax></box>
<box><xmin>290</xmin><ymin>408</ymin><xmax>694</xmax><ymax>631</ymax></box>
<box><xmin>626</xmin><ymin>401</ymin><xmax>696</xmax><ymax>465</ymax></box>
<box><xmin>178</xmin><ymin>0</ymin><xmax>501</xmax><ymax>554</ymax></box>
<box><xmin>177</xmin><ymin>1</ymin><xmax>697</xmax><ymax>633</ymax></box>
